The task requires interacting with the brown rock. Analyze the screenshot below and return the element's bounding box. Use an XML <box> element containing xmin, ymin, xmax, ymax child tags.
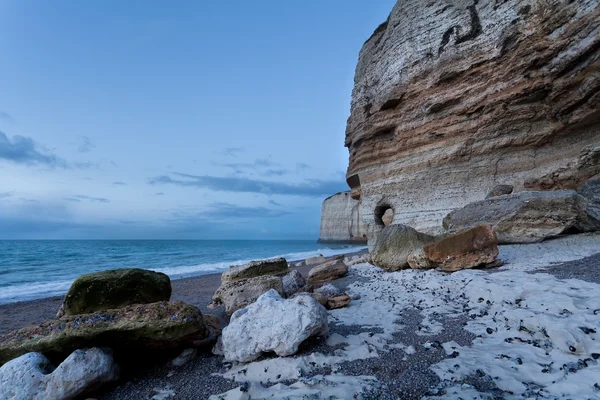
<box><xmin>210</xmin><ymin>275</ymin><xmax>284</xmax><ymax>316</ymax></box>
<box><xmin>407</xmin><ymin>247</ymin><xmax>436</xmax><ymax>270</ymax></box>
<box><xmin>326</xmin><ymin>294</ymin><xmax>351</xmax><ymax>310</ymax></box>
<box><xmin>339</xmin><ymin>0</ymin><xmax>600</xmax><ymax>245</ymax></box>
<box><xmin>424</xmin><ymin>225</ymin><xmax>499</xmax><ymax>272</ymax></box>
<box><xmin>307</xmin><ymin>257</ymin><xmax>349</xmax><ymax>283</ymax></box>
<box><xmin>370</xmin><ymin>224</ymin><xmax>434</xmax><ymax>271</ymax></box>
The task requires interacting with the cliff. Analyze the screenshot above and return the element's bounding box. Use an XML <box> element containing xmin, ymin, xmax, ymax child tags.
<box><xmin>343</xmin><ymin>0</ymin><xmax>600</xmax><ymax>247</ymax></box>
<box><xmin>318</xmin><ymin>191</ymin><xmax>367</xmax><ymax>244</ymax></box>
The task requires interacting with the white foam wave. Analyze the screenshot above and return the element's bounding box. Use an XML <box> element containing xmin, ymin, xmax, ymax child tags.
<box><xmin>0</xmin><ymin>280</ymin><xmax>73</xmax><ymax>304</ymax></box>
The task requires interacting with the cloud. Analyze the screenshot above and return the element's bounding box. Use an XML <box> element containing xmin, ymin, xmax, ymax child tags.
<box><xmin>77</xmin><ymin>136</ymin><xmax>95</xmax><ymax>153</ymax></box>
<box><xmin>148</xmin><ymin>172</ymin><xmax>348</xmax><ymax>197</ymax></box>
<box><xmin>112</xmin><ymin>181</ymin><xmax>127</xmax><ymax>186</ymax></box>
<box><xmin>0</xmin><ymin>112</ymin><xmax>13</xmax><ymax>122</ymax></box>
<box><xmin>263</xmin><ymin>168</ymin><xmax>289</xmax><ymax>177</ymax></box>
<box><xmin>0</xmin><ymin>192</ymin><xmax>12</xmax><ymax>199</ymax></box>
<box><xmin>0</xmin><ymin>130</ymin><xmax>68</xmax><ymax>168</ymax></box>
<box><xmin>296</xmin><ymin>163</ymin><xmax>311</xmax><ymax>171</ymax></box>
<box><xmin>166</xmin><ymin>202</ymin><xmax>290</xmax><ymax>225</ymax></box>
<box><xmin>155</xmin><ymin>192</ymin><xmax>165</xmax><ymax>196</ymax></box>
<box><xmin>268</xmin><ymin>199</ymin><xmax>282</xmax><ymax>206</ymax></box>
<box><xmin>223</xmin><ymin>147</ymin><xmax>244</xmax><ymax>157</ymax></box>
<box><xmin>64</xmin><ymin>195</ymin><xmax>110</xmax><ymax>203</ymax></box>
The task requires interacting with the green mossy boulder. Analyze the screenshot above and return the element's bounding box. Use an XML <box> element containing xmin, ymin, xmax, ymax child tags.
<box><xmin>0</xmin><ymin>301</ymin><xmax>207</xmax><ymax>365</ymax></box>
<box><xmin>57</xmin><ymin>268</ymin><xmax>172</xmax><ymax>318</ymax></box>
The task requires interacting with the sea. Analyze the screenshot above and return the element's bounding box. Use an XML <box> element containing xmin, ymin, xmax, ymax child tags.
<box><xmin>0</xmin><ymin>240</ymin><xmax>366</xmax><ymax>305</ymax></box>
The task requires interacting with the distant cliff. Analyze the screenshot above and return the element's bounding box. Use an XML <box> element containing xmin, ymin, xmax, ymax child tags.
<box><xmin>341</xmin><ymin>0</ymin><xmax>600</xmax><ymax>247</ymax></box>
<box><xmin>318</xmin><ymin>191</ymin><xmax>367</xmax><ymax>244</ymax></box>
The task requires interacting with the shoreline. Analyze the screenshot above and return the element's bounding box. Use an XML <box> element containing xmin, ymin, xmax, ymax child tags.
<box><xmin>0</xmin><ymin>248</ymin><xmax>368</xmax><ymax>335</ymax></box>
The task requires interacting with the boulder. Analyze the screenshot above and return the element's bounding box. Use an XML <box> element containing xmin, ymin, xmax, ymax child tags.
<box><xmin>282</xmin><ymin>270</ymin><xmax>306</xmax><ymax>297</ymax></box>
<box><xmin>326</xmin><ymin>294</ymin><xmax>351</xmax><ymax>310</ymax></box>
<box><xmin>407</xmin><ymin>247</ymin><xmax>436</xmax><ymax>270</ymax></box>
<box><xmin>486</xmin><ymin>185</ymin><xmax>514</xmax><ymax>199</ymax></box>
<box><xmin>221</xmin><ymin>290</ymin><xmax>328</xmax><ymax>362</ymax></box>
<box><xmin>0</xmin><ymin>301</ymin><xmax>207</xmax><ymax>365</ymax></box>
<box><xmin>313</xmin><ymin>283</ymin><xmax>342</xmax><ymax>297</ymax></box>
<box><xmin>578</xmin><ymin>178</ymin><xmax>600</xmax><ymax>223</ymax></box>
<box><xmin>443</xmin><ymin>190</ymin><xmax>599</xmax><ymax>243</ymax></box>
<box><xmin>210</xmin><ymin>275</ymin><xmax>284</xmax><ymax>316</ymax></box>
<box><xmin>382</xmin><ymin>208</ymin><xmax>394</xmax><ymax>226</ymax></box>
<box><xmin>423</xmin><ymin>225</ymin><xmax>499</xmax><ymax>272</ymax></box>
<box><xmin>307</xmin><ymin>257</ymin><xmax>348</xmax><ymax>283</ymax></box>
<box><xmin>221</xmin><ymin>258</ymin><xmax>289</xmax><ymax>284</ymax></box>
<box><xmin>305</xmin><ymin>254</ymin><xmax>327</xmax><ymax>265</ymax></box>
<box><xmin>56</xmin><ymin>268</ymin><xmax>171</xmax><ymax>318</ymax></box>
<box><xmin>170</xmin><ymin>348</ymin><xmax>197</xmax><ymax>367</ymax></box>
<box><xmin>370</xmin><ymin>224</ymin><xmax>435</xmax><ymax>271</ymax></box>
<box><xmin>0</xmin><ymin>348</ymin><xmax>119</xmax><ymax>400</ymax></box>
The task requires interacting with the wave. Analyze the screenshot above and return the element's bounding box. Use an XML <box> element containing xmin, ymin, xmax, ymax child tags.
<box><xmin>0</xmin><ymin>245</ymin><xmax>367</xmax><ymax>304</ymax></box>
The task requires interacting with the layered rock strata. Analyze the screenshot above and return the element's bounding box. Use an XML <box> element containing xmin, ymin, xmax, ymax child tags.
<box><xmin>318</xmin><ymin>191</ymin><xmax>367</xmax><ymax>243</ymax></box>
<box><xmin>343</xmin><ymin>0</ymin><xmax>600</xmax><ymax>243</ymax></box>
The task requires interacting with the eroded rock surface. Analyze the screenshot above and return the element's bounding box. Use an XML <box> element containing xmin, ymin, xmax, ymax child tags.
<box><xmin>221</xmin><ymin>258</ymin><xmax>289</xmax><ymax>284</ymax></box>
<box><xmin>307</xmin><ymin>257</ymin><xmax>349</xmax><ymax>283</ymax></box>
<box><xmin>221</xmin><ymin>290</ymin><xmax>328</xmax><ymax>362</ymax></box>
<box><xmin>211</xmin><ymin>275</ymin><xmax>284</xmax><ymax>316</ymax></box>
<box><xmin>318</xmin><ymin>191</ymin><xmax>367</xmax><ymax>243</ymax></box>
<box><xmin>344</xmin><ymin>0</ymin><xmax>600</xmax><ymax>242</ymax></box>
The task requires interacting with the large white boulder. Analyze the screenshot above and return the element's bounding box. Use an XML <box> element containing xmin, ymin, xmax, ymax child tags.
<box><xmin>221</xmin><ymin>290</ymin><xmax>328</xmax><ymax>363</ymax></box>
<box><xmin>0</xmin><ymin>348</ymin><xmax>119</xmax><ymax>400</ymax></box>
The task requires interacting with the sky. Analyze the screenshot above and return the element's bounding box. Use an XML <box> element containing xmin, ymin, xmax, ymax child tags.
<box><xmin>0</xmin><ymin>0</ymin><xmax>396</xmax><ymax>240</ymax></box>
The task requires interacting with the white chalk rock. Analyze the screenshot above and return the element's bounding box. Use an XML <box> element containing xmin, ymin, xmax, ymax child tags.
<box><xmin>282</xmin><ymin>270</ymin><xmax>306</xmax><ymax>297</ymax></box>
<box><xmin>221</xmin><ymin>290</ymin><xmax>328</xmax><ymax>362</ymax></box>
<box><xmin>0</xmin><ymin>348</ymin><xmax>119</xmax><ymax>400</ymax></box>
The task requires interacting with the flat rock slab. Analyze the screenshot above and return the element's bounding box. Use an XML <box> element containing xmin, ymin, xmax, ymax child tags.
<box><xmin>211</xmin><ymin>275</ymin><xmax>284</xmax><ymax>316</ymax></box>
<box><xmin>424</xmin><ymin>225</ymin><xmax>499</xmax><ymax>272</ymax></box>
<box><xmin>0</xmin><ymin>301</ymin><xmax>207</xmax><ymax>365</ymax></box>
<box><xmin>221</xmin><ymin>258</ymin><xmax>289</xmax><ymax>284</ymax></box>
<box><xmin>308</xmin><ymin>257</ymin><xmax>349</xmax><ymax>283</ymax></box>
<box><xmin>57</xmin><ymin>268</ymin><xmax>171</xmax><ymax>318</ymax></box>
<box><xmin>444</xmin><ymin>190</ymin><xmax>598</xmax><ymax>243</ymax></box>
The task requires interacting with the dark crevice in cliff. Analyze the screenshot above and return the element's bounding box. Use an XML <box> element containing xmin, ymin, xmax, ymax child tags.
<box><xmin>372</xmin><ymin>126</ymin><xmax>396</xmax><ymax>141</ymax></box>
<box><xmin>554</xmin><ymin>38</ymin><xmax>600</xmax><ymax>79</ymax></box>
<box><xmin>380</xmin><ymin>97</ymin><xmax>404</xmax><ymax>111</ymax></box>
<box><xmin>438</xmin><ymin>1</ymin><xmax>483</xmax><ymax>55</ymax></box>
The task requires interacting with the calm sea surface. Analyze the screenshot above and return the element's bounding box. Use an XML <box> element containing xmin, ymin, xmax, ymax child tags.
<box><xmin>0</xmin><ymin>240</ymin><xmax>365</xmax><ymax>304</ymax></box>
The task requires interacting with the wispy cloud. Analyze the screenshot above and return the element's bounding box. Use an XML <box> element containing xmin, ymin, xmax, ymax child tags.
<box><xmin>296</xmin><ymin>163</ymin><xmax>311</xmax><ymax>171</ymax></box>
<box><xmin>0</xmin><ymin>112</ymin><xmax>13</xmax><ymax>122</ymax></box>
<box><xmin>148</xmin><ymin>172</ymin><xmax>348</xmax><ymax>197</ymax></box>
<box><xmin>0</xmin><ymin>192</ymin><xmax>12</xmax><ymax>199</ymax></box>
<box><xmin>64</xmin><ymin>194</ymin><xmax>110</xmax><ymax>203</ymax></box>
<box><xmin>268</xmin><ymin>199</ymin><xmax>282</xmax><ymax>206</ymax></box>
<box><xmin>222</xmin><ymin>147</ymin><xmax>245</xmax><ymax>157</ymax></box>
<box><xmin>263</xmin><ymin>168</ymin><xmax>289</xmax><ymax>177</ymax></box>
<box><xmin>77</xmin><ymin>136</ymin><xmax>95</xmax><ymax>153</ymax></box>
<box><xmin>155</xmin><ymin>192</ymin><xmax>165</xmax><ymax>196</ymax></box>
<box><xmin>112</xmin><ymin>181</ymin><xmax>127</xmax><ymax>186</ymax></box>
<box><xmin>0</xmin><ymin>130</ymin><xmax>68</xmax><ymax>168</ymax></box>
<box><xmin>167</xmin><ymin>202</ymin><xmax>290</xmax><ymax>225</ymax></box>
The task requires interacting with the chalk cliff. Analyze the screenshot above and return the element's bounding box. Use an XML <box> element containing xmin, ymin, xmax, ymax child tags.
<box><xmin>343</xmin><ymin>0</ymin><xmax>600</xmax><ymax>247</ymax></box>
<box><xmin>318</xmin><ymin>191</ymin><xmax>367</xmax><ymax>244</ymax></box>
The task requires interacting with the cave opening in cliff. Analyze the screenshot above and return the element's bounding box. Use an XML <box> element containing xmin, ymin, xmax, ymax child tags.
<box><xmin>374</xmin><ymin>204</ymin><xmax>394</xmax><ymax>227</ymax></box>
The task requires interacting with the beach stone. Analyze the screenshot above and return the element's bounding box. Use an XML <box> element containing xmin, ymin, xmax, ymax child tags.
<box><xmin>578</xmin><ymin>178</ymin><xmax>600</xmax><ymax>223</ymax></box>
<box><xmin>424</xmin><ymin>225</ymin><xmax>499</xmax><ymax>272</ymax></box>
<box><xmin>282</xmin><ymin>270</ymin><xmax>306</xmax><ymax>297</ymax></box>
<box><xmin>314</xmin><ymin>283</ymin><xmax>342</xmax><ymax>297</ymax></box>
<box><xmin>0</xmin><ymin>301</ymin><xmax>208</xmax><ymax>365</ymax></box>
<box><xmin>486</xmin><ymin>185</ymin><xmax>514</xmax><ymax>199</ymax></box>
<box><xmin>326</xmin><ymin>294</ymin><xmax>351</xmax><ymax>310</ymax></box>
<box><xmin>307</xmin><ymin>257</ymin><xmax>348</xmax><ymax>283</ymax></box>
<box><xmin>56</xmin><ymin>268</ymin><xmax>171</xmax><ymax>318</ymax></box>
<box><xmin>171</xmin><ymin>348</ymin><xmax>197</xmax><ymax>367</ymax></box>
<box><xmin>221</xmin><ymin>290</ymin><xmax>328</xmax><ymax>362</ymax></box>
<box><xmin>407</xmin><ymin>247</ymin><xmax>436</xmax><ymax>270</ymax></box>
<box><xmin>443</xmin><ymin>190</ymin><xmax>598</xmax><ymax>243</ymax></box>
<box><xmin>221</xmin><ymin>257</ymin><xmax>289</xmax><ymax>284</ymax></box>
<box><xmin>0</xmin><ymin>348</ymin><xmax>119</xmax><ymax>400</ymax></box>
<box><xmin>382</xmin><ymin>208</ymin><xmax>394</xmax><ymax>226</ymax></box>
<box><xmin>211</xmin><ymin>275</ymin><xmax>284</xmax><ymax>316</ymax></box>
<box><xmin>305</xmin><ymin>254</ymin><xmax>326</xmax><ymax>265</ymax></box>
<box><xmin>370</xmin><ymin>224</ymin><xmax>435</xmax><ymax>271</ymax></box>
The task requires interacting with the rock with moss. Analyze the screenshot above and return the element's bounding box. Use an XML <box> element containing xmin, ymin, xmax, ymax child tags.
<box><xmin>371</xmin><ymin>224</ymin><xmax>435</xmax><ymax>271</ymax></box>
<box><xmin>221</xmin><ymin>258</ymin><xmax>289</xmax><ymax>284</ymax></box>
<box><xmin>56</xmin><ymin>268</ymin><xmax>172</xmax><ymax>318</ymax></box>
<box><xmin>0</xmin><ymin>301</ymin><xmax>207</xmax><ymax>365</ymax></box>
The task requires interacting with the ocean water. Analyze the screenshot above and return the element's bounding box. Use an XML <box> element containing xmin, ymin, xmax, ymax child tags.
<box><xmin>0</xmin><ymin>240</ymin><xmax>365</xmax><ymax>305</ymax></box>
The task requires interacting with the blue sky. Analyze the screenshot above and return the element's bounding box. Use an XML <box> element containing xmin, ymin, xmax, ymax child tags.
<box><xmin>0</xmin><ymin>0</ymin><xmax>395</xmax><ymax>239</ymax></box>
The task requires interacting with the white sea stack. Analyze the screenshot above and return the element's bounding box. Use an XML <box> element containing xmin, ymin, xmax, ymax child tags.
<box><xmin>221</xmin><ymin>290</ymin><xmax>329</xmax><ymax>363</ymax></box>
<box><xmin>0</xmin><ymin>348</ymin><xmax>119</xmax><ymax>400</ymax></box>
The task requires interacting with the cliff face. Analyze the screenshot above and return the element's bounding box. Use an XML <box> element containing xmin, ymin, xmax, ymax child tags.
<box><xmin>318</xmin><ymin>191</ymin><xmax>367</xmax><ymax>243</ymax></box>
<box><xmin>345</xmin><ymin>0</ymin><xmax>600</xmax><ymax>244</ymax></box>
